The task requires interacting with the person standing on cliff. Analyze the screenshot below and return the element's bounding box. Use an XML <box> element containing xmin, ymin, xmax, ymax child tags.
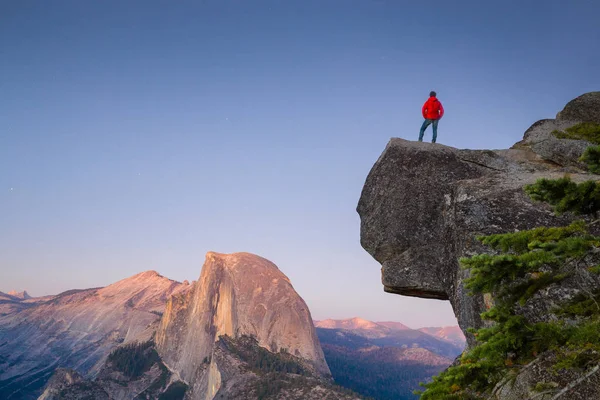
<box><xmin>418</xmin><ymin>91</ymin><xmax>444</xmax><ymax>143</ymax></box>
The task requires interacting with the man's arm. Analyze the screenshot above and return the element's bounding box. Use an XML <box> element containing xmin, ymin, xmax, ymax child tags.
<box><xmin>422</xmin><ymin>103</ymin><xmax>427</xmax><ymax>119</ymax></box>
<box><xmin>439</xmin><ymin>102</ymin><xmax>444</xmax><ymax>118</ymax></box>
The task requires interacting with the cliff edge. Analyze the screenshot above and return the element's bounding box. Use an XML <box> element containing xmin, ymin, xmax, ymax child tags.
<box><xmin>357</xmin><ymin>92</ymin><xmax>600</xmax><ymax>399</ymax></box>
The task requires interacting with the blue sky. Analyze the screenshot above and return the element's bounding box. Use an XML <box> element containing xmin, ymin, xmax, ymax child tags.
<box><xmin>1</xmin><ymin>0</ymin><xmax>599</xmax><ymax>327</ymax></box>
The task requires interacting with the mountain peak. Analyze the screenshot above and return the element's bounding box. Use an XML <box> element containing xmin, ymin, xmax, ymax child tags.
<box><xmin>203</xmin><ymin>251</ymin><xmax>291</xmax><ymax>286</ymax></box>
<box><xmin>156</xmin><ymin>252</ymin><xmax>329</xmax><ymax>398</ymax></box>
<box><xmin>7</xmin><ymin>290</ymin><xmax>31</xmax><ymax>300</ymax></box>
<box><xmin>131</xmin><ymin>270</ymin><xmax>163</xmax><ymax>279</ymax></box>
<box><xmin>376</xmin><ymin>321</ymin><xmax>411</xmax><ymax>331</ymax></box>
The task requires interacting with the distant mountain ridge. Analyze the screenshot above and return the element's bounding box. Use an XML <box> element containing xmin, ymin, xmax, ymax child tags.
<box><xmin>315</xmin><ymin>319</ymin><xmax>461</xmax><ymax>400</ymax></box>
<box><xmin>376</xmin><ymin>321</ymin><xmax>412</xmax><ymax>331</ymax></box>
<box><xmin>315</xmin><ymin>317</ymin><xmax>402</xmax><ymax>338</ymax></box>
<box><xmin>314</xmin><ymin>317</ymin><xmax>466</xmax><ymax>356</ymax></box>
<box><xmin>418</xmin><ymin>326</ymin><xmax>466</xmax><ymax>348</ymax></box>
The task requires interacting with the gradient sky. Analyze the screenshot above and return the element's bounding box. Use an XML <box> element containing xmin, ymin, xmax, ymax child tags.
<box><xmin>1</xmin><ymin>1</ymin><xmax>599</xmax><ymax>328</ymax></box>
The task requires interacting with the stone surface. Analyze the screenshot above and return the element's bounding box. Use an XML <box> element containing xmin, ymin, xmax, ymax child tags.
<box><xmin>556</xmin><ymin>91</ymin><xmax>600</xmax><ymax>123</ymax></box>
<box><xmin>156</xmin><ymin>252</ymin><xmax>330</xmax><ymax>399</ymax></box>
<box><xmin>514</xmin><ymin>118</ymin><xmax>592</xmax><ymax>169</ymax></box>
<box><xmin>491</xmin><ymin>352</ymin><xmax>600</xmax><ymax>400</ymax></box>
<box><xmin>513</xmin><ymin>92</ymin><xmax>600</xmax><ymax>169</ymax></box>
<box><xmin>357</xmin><ymin>92</ymin><xmax>600</xmax><ymax>399</ymax></box>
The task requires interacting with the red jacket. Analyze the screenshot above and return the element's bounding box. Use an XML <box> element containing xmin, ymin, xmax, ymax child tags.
<box><xmin>422</xmin><ymin>97</ymin><xmax>444</xmax><ymax>120</ymax></box>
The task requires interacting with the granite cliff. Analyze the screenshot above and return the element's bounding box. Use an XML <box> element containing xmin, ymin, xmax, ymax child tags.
<box><xmin>357</xmin><ymin>92</ymin><xmax>600</xmax><ymax>399</ymax></box>
<box><xmin>155</xmin><ymin>251</ymin><xmax>332</xmax><ymax>399</ymax></box>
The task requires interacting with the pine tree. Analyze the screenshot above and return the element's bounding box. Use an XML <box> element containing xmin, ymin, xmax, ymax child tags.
<box><xmin>417</xmin><ymin>148</ymin><xmax>600</xmax><ymax>399</ymax></box>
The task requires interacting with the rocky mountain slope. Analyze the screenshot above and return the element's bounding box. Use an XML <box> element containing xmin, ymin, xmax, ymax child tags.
<box><xmin>357</xmin><ymin>92</ymin><xmax>600</xmax><ymax>399</ymax></box>
<box><xmin>0</xmin><ymin>271</ymin><xmax>189</xmax><ymax>399</ymax></box>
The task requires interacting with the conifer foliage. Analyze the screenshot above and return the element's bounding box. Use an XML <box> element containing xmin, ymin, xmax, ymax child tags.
<box><xmin>579</xmin><ymin>145</ymin><xmax>600</xmax><ymax>174</ymax></box>
<box><xmin>524</xmin><ymin>177</ymin><xmax>600</xmax><ymax>216</ymax></box>
<box><xmin>417</xmin><ymin>150</ymin><xmax>600</xmax><ymax>399</ymax></box>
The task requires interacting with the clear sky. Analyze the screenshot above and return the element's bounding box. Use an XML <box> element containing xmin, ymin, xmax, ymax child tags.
<box><xmin>1</xmin><ymin>1</ymin><xmax>599</xmax><ymax>328</ymax></box>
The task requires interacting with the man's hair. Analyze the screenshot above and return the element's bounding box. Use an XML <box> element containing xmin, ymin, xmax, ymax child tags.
<box><xmin>430</xmin><ymin>91</ymin><xmax>437</xmax><ymax>97</ymax></box>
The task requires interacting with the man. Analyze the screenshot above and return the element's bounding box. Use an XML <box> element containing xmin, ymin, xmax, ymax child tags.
<box><xmin>418</xmin><ymin>91</ymin><xmax>444</xmax><ymax>143</ymax></box>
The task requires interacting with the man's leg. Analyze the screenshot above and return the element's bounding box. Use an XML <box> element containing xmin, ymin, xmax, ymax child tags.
<box><xmin>419</xmin><ymin>119</ymin><xmax>432</xmax><ymax>141</ymax></box>
<box><xmin>431</xmin><ymin>119</ymin><xmax>439</xmax><ymax>143</ymax></box>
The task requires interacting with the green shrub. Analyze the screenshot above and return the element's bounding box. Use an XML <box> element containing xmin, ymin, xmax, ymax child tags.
<box><xmin>552</xmin><ymin>122</ymin><xmax>600</xmax><ymax>144</ymax></box>
<box><xmin>579</xmin><ymin>145</ymin><xmax>600</xmax><ymax>174</ymax></box>
<box><xmin>525</xmin><ymin>177</ymin><xmax>600</xmax><ymax>215</ymax></box>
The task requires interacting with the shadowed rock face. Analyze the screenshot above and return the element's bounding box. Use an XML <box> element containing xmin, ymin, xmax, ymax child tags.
<box><xmin>156</xmin><ymin>252</ymin><xmax>330</xmax><ymax>399</ymax></box>
<box><xmin>357</xmin><ymin>92</ymin><xmax>600</xmax><ymax>398</ymax></box>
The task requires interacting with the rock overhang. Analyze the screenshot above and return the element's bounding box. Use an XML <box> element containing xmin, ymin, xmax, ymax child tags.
<box><xmin>357</xmin><ymin>92</ymin><xmax>600</xmax><ymax>337</ymax></box>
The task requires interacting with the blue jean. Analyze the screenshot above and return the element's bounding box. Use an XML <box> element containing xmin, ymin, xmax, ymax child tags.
<box><xmin>419</xmin><ymin>119</ymin><xmax>439</xmax><ymax>143</ymax></box>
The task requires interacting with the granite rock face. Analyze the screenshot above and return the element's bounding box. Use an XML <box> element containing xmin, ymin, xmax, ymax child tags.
<box><xmin>357</xmin><ymin>138</ymin><xmax>591</xmax><ymax>338</ymax></box>
<box><xmin>156</xmin><ymin>252</ymin><xmax>330</xmax><ymax>399</ymax></box>
<box><xmin>514</xmin><ymin>92</ymin><xmax>600</xmax><ymax>169</ymax></box>
<box><xmin>491</xmin><ymin>353</ymin><xmax>600</xmax><ymax>400</ymax></box>
<box><xmin>556</xmin><ymin>91</ymin><xmax>600</xmax><ymax>122</ymax></box>
<box><xmin>357</xmin><ymin>92</ymin><xmax>600</xmax><ymax>398</ymax></box>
